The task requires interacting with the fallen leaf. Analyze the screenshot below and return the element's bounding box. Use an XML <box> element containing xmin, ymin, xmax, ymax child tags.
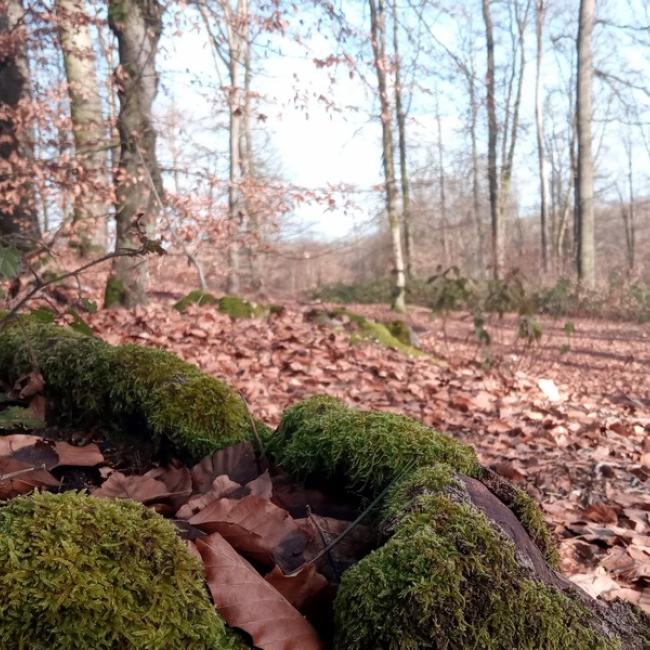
<box><xmin>197</xmin><ymin>532</ymin><xmax>323</xmax><ymax>650</ymax></box>
<box><xmin>190</xmin><ymin>494</ymin><xmax>307</xmax><ymax>571</ymax></box>
<box><xmin>176</xmin><ymin>474</ymin><xmax>243</xmax><ymax>520</ymax></box>
<box><xmin>191</xmin><ymin>442</ymin><xmax>262</xmax><ymax>493</ymax></box>
<box><xmin>51</xmin><ymin>441</ymin><xmax>105</xmax><ymax>468</ymax></box>
<box><xmin>265</xmin><ymin>564</ymin><xmax>328</xmax><ymax>611</ymax></box>
<box><xmin>0</xmin><ymin>457</ymin><xmax>59</xmax><ymax>499</ymax></box>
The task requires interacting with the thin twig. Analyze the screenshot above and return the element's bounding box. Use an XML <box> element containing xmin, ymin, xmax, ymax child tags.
<box><xmin>0</xmin><ymin>247</ymin><xmax>146</xmax><ymax>329</ymax></box>
<box><xmin>0</xmin><ymin>464</ymin><xmax>47</xmax><ymax>482</ymax></box>
<box><xmin>237</xmin><ymin>390</ymin><xmax>266</xmax><ymax>463</ymax></box>
<box><xmin>287</xmin><ymin>460</ymin><xmax>416</xmax><ymax>576</ymax></box>
<box><xmin>306</xmin><ymin>505</ymin><xmax>340</xmax><ymax>581</ymax></box>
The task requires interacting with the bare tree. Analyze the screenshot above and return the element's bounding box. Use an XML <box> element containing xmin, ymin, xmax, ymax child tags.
<box><xmin>56</xmin><ymin>0</ymin><xmax>107</xmax><ymax>254</ymax></box>
<box><xmin>391</xmin><ymin>0</ymin><xmax>413</xmax><ymax>278</ymax></box>
<box><xmin>575</xmin><ymin>0</ymin><xmax>596</xmax><ymax>288</ymax></box>
<box><xmin>482</xmin><ymin>0</ymin><xmax>500</xmax><ymax>278</ymax></box>
<box><xmin>535</xmin><ymin>0</ymin><xmax>550</xmax><ymax>274</ymax></box>
<box><xmin>0</xmin><ymin>0</ymin><xmax>40</xmax><ymax>250</ymax></box>
<box><xmin>104</xmin><ymin>0</ymin><xmax>164</xmax><ymax>307</ymax></box>
<box><xmin>369</xmin><ymin>0</ymin><xmax>406</xmax><ymax>312</ymax></box>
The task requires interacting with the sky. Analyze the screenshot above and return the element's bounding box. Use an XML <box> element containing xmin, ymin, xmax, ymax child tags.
<box><xmin>154</xmin><ymin>0</ymin><xmax>650</xmax><ymax>242</ymax></box>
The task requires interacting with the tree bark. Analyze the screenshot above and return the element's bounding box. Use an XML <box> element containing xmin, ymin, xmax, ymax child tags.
<box><xmin>482</xmin><ymin>0</ymin><xmax>500</xmax><ymax>279</ymax></box>
<box><xmin>391</xmin><ymin>0</ymin><xmax>412</xmax><ymax>279</ymax></box>
<box><xmin>0</xmin><ymin>0</ymin><xmax>40</xmax><ymax>250</ymax></box>
<box><xmin>56</xmin><ymin>0</ymin><xmax>107</xmax><ymax>255</ymax></box>
<box><xmin>435</xmin><ymin>95</ymin><xmax>449</xmax><ymax>268</ymax></box>
<box><xmin>535</xmin><ymin>0</ymin><xmax>550</xmax><ymax>274</ymax></box>
<box><xmin>104</xmin><ymin>0</ymin><xmax>163</xmax><ymax>308</ymax></box>
<box><xmin>575</xmin><ymin>0</ymin><xmax>596</xmax><ymax>289</ymax></box>
<box><xmin>369</xmin><ymin>0</ymin><xmax>406</xmax><ymax>313</ymax></box>
<box><xmin>468</xmin><ymin>56</ymin><xmax>484</xmax><ymax>278</ymax></box>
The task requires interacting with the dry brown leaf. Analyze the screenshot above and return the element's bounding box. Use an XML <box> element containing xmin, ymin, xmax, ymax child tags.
<box><xmin>93</xmin><ymin>471</ymin><xmax>178</xmax><ymax>504</ymax></box>
<box><xmin>51</xmin><ymin>441</ymin><xmax>105</xmax><ymax>468</ymax></box>
<box><xmin>176</xmin><ymin>474</ymin><xmax>242</xmax><ymax>519</ymax></box>
<box><xmin>0</xmin><ymin>434</ymin><xmax>43</xmax><ymax>456</ymax></box>
<box><xmin>189</xmin><ymin>494</ymin><xmax>307</xmax><ymax>571</ymax></box>
<box><xmin>191</xmin><ymin>442</ymin><xmax>262</xmax><ymax>493</ymax></box>
<box><xmin>583</xmin><ymin>503</ymin><xmax>620</xmax><ymax>525</ymax></box>
<box><xmin>264</xmin><ymin>564</ymin><xmax>328</xmax><ymax>612</ymax></box>
<box><xmin>0</xmin><ymin>457</ymin><xmax>59</xmax><ymax>499</ymax></box>
<box><xmin>197</xmin><ymin>532</ymin><xmax>323</xmax><ymax>650</ymax></box>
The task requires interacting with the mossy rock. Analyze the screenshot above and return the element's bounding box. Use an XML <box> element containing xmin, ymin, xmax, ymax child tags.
<box><xmin>307</xmin><ymin>308</ymin><xmax>423</xmax><ymax>357</ymax></box>
<box><xmin>0</xmin><ymin>319</ymin><xmax>253</xmax><ymax>460</ymax></box>
<box><xmin>0</xmin><ymin>491</ymin><xmax>242</xmax><ymax>649</ymax></box>
<box><xmin>218</xmin><ymin>295</ymin><xmax>267</xmax><ymax>319</ymax></box>
<box><xmin>173</xmin><ymin>289</ymin><xmax>219</xmax><ymax>312</ymax></box>
<box><xmin>268</xmin><ymin>395</ymin><xmax>481</xmax><ymax>496</ymax></box>
<box><xmin>269</xmin><ymin>396</ymin><xmax>648</xmax><ymax>649</ymax></box>
<box><xmin>384</xmin><ymin>319</ymin><xmax>419</xmax><ymax>348</ymax></box>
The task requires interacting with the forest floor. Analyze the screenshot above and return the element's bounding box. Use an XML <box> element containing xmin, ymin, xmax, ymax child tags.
<box><xmin>76</xmin><ymin>289</ymin><xmax>650</xmax><ymax>614</ymax></box>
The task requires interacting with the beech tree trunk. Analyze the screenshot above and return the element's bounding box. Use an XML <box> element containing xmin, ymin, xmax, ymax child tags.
<box><xmin>391</xmin><ymin>0</ymin><xmax>412</xmax><ymax>279</ymax></box>
<box><xmin>56</xmin><ymin>0</ymin><xmax>107</xmax><ymax>255</ymax></box>
<box><xmin>369</xmin><ymin>0</ymin><xmax>406</xmax><ymax>313</ymax></box>
<box><xmin>535</xmin><ymin>0</ymin><xmax>550</xmax><ymax>274</ymax></box>
<box><xmin>0</xmin><ymin>0</ymin><xmax>40</xmax><ymax>250</ymax></box>
<box><xmin>575</xmin><ymin>0</ymin><xmax>596</xmax><ymax>289</ymax></box>
<box><xmin>482</xmin><ymin>0</ymin><xmax>500</xmax><ymax>279</ymax></box>
<box><xmin>105</xmin><ymin>0</ymin><xmax>163</xmax><ymax>307</ymax></box>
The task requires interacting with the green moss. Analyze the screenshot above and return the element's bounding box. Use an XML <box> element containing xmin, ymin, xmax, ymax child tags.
<box><xmin>0</xmin><ymin>320</ymin><xmax>253</xmax><ymax>460</ymax></box>
<box><xmin>478</xmin><ymin>468</ymin><xmax>560</xmax><ymax>568</ymax></box>
<box><xmin>110</xmin><ymin>344</ymin><xmax>252</xmax><ymax>459</ymax></box>
<box><xmin>104</xmin><ymin>275</ymin><xmax>127</xmax><ymax>308</ymax></box>
<box><xmin>512</xmin><ymin>488</ymin><xmax>561</xmax><ymax>568</ymax></box>
<box><xmin>174</xmin><ymin>290</ymin><xmax>219</xmax><ymax>312</ymax></box>
<box><xmin>0</xmin><ymin>491</ymin><xmax>242</xmax><ymax>650</ymax></box>
<box><xmin>268</xmin><ymin>395</ymin><xmax>480</xmax><ymax>496</ymax></box>
<box><xmin>323</xmin><ymin>308</ymin><xmax>422</xmax><ymax>356</ymax></box>
<box><xmin>218</xmin><ymin>295</ymin><xmax>267</xmax><ymax>319</ymax></box>
<box><xmin>335</xmin><ymin>495</ymin><xmax>617</xmax><ymax>650</ymax></box>
<box><xmin>384</xmin><ymin>319</ymin><xmax>413</xmax><ymax>346</ymax></box>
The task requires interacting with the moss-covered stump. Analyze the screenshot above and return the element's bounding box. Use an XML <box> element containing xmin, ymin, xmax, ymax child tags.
<box><xmin>0</xmin><ymin>491</ymin><xmax>242</xmax><ymax>650</ymax></box>
<box><xmin>0</xmin><ymin>320</ymin><xmax>253</xmax><ymax>460</ymax></box>
<box><xmin>305</xmin><ymin>308</ymin><xmax>423</xmax><ymax>356</ymax></box>
<box><xmin>218</xmin><ymin>295</ymin><xmax>267</xmax><ymax>319</ymax></box>
<box><xmin>269</xmin><ymin>396</ymin><xmax>650</xmax><ymax>649</ymax></box>
<box><xmin>173</xmin><ymin>289</ymin><xmax>219</xmax><ymax>311</ymax></box>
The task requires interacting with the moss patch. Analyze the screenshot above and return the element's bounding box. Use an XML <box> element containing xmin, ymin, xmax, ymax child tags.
<box><xmin>335</xmin><ymin>495</ymin><xmax>617</xmax><ymax>650</ymax></box>
<box><xmin>0</xmin><ymin>491</ymin><xmax>242</xmax><ymax>650</ymax></box>
<box><xmin>218</xmin><ymin>295</ymin><xmax>267</xmax><ymax>319</ymax></box>
<box><xmin>268</xmin><ymin>395</ymin><xmax>480</xmax><ymax>496</ymax></box>
<box><xmin>103</xmin><ymin>275</ymin><xmax>127</xmax><ymax>308</ymax></box>
<box><xmin>0</xmin><ymin>319</ymin><xmax>253</xmax><ymax>460</ymax></box>
<box><xmin>173</xmin><ymin>289</ymin><xmax>219</xmax><ymax>312</ymax></box>
<box><xmin>110</xmin><ymin>344</ymin><xmax>253</xmax><ymax>459</ymax></box>
<box><xmin>307</xmin><ymin>308</ymin><xmax>423</xmax><ymax>356</ymax></box>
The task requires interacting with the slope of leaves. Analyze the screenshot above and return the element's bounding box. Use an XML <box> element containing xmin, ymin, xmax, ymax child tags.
<box><xmin>83</xmin><ymin>298</ymin><xmax>650</xmax><ymax>612</ymax></box>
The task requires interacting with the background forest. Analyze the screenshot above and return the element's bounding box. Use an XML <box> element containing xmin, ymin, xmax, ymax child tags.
<box><xmin>0</xmin><ymin>0</ymin><xmax>648</xmax><ymax>311</ymax></box>
<box><xmin>2</xmin><ymin>0</ymin><xmax>650</xmax><ymax>643</ymax></box>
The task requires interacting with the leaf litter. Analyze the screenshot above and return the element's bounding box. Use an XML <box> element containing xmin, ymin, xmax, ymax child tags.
<box><xmin>1</xmin><ymin>295</ymin><xmax>649</xmax><ymax>643</ymax></box>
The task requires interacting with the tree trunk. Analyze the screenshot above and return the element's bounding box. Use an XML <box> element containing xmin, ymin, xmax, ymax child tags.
<box><xmin>468</xmin><ymin>58</ymin><xmax>484</xmax><ymax>278</ymax></box>
<box><xmin>104</xmin><ymin>0</ymin><xmax>163</xmax><ymax>308</ymax></box>
<box><xmin>535</xmin><ymin>0</ymin><xmax>550</xmax><ymax>275</ymax></box>
<box><xmin>0</xmin><ymin>0</ymin><xmax>40</xmax><ymax>250</ymax></box>
<box><xmin>435</xmin><ymin>95</ymin><xmax>449</xmax><ymax>268</ymax></box>
<box><xmin>391</xmin><ymin>0</ymin><xmax>412</xmax><ymax>279</ymax></box>
<box><xmin>482</xmin><ymin>0</ymin><xmax>500</xmax><ymax>279</ymax></box>
<box><xmin>575</xmin><ymin>0</ymin><xmax>596</xmax><ymax>289</ymax></box>
<box><xmin>622</xmin><ymin>136</ymin><xmax>635</xmax><ymax>276</ymax></box>
<box><xmin>369</xmin><ymin>0</ymin><xmax>406</xmax><ymax>313</ymax></box>
<box><xmin>56</xmin><ymin>0</ymin><xmax>107</xmax><ymax>255</ymax></box>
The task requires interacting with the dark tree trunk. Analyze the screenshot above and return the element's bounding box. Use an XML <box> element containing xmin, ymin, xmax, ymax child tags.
<box><xmin>104</xmin><ymin>0</ymin><xmax>163</xmax><ymax>308</ymax></box>
<box><xmin>0</xmin><ymin>0</ymin><xmax>40</xmax><ymax>250</ymax></box>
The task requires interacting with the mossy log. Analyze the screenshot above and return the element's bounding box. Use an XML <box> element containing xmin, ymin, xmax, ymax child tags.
<box><xmin>0</xmin><ymin>491</ymin><xmax>243</xmax><ymax>649</ymax></box>
<box><xmin>270</xmin><ymin>396</ymin><xmax>650</xmax><ymax>649</ymax></box>
<box><xmin>0</xmin><ymin>320</ymin><xmax>253</xmax><ymax>459</ymax></box>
